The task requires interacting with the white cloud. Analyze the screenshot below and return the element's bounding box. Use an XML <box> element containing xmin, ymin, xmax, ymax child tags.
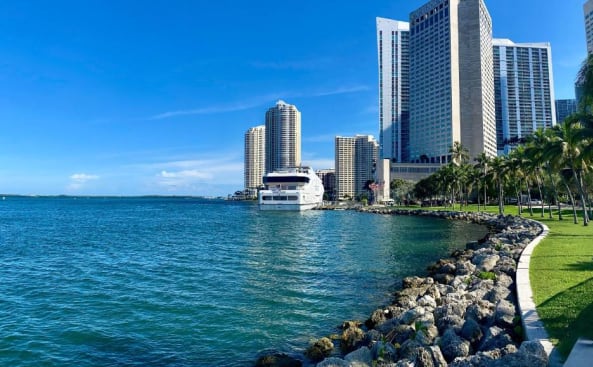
<box><xmin>160</xmin><ymin>170</ymin><xmax>212</xmax><ymax>180</ymax></box>
<box><xmin>143</xmin><ymin>155</ymin><xmax>244</xmax><ymax>193</ymax></box>
<box><xmin>68</xmin><ymin>173</ymin><xmax>99</xmax><ymax>191</ymax></box>
<box><xmin>70</xmin><ymin>173</ymin><xmax>99</xmax><ymax>182</ymax></box>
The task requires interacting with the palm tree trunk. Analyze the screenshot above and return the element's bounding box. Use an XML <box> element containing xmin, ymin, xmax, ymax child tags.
<box><xmin>477</xmin><ymin>184</ymin><xmax>481</xmax><ymax>211</ymax></box>
<box><xmin>573</xmin><ymin>169</ymin><xmax>590</xmax><ymax>226</ymax></box>
<box><xmin>546</xmin><ymin>165</ymin><xmax>562</xmax><ymax>220</ymax></box>
<box><xmin>498</xmin><ymin>180</ymin><xmax>504</xmax><ymax>215</ymax></box>
<box><xmin>562</xmin><ymin>177</ymin><xmax>578</xmax><ymax>224</ymax></box>
<box><xmin>535</xmin><ymin>173</ymin><xmax>545</xmax><ymax>217</ymax></box>
<box><xmin>526</xmin><ymin>179</ymin><xmax>534</xmax><ymax>216</ymax></box>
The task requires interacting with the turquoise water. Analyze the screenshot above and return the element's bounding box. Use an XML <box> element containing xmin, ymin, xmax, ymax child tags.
<box><xmin>0</xmin><ymin>197</ymin><xmax>488</xmax><ymax>366</ymax></box>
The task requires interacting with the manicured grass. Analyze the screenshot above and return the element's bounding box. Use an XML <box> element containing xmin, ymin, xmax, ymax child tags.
<box><xmin>388</xmin><ymin>203</ymin><xmax>593</xmax><ymax>357</ymax></box>
<box><xmin>529</xmin><ymin>211</ymin><xmax>593</xmax><ymax>358</ymax></box>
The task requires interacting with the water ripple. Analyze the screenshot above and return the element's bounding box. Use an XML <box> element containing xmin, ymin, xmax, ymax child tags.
<box><xmin>0</xmin><ymin>198</ymin><xmax>487</xmax><ymax>366</ymax></box>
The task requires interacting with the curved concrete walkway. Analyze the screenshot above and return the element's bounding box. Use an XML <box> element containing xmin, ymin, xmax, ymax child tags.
<box><xmin>516</xmin><ymin>221</ymin><xmax>564</xmax><ymax>367</ymax></box>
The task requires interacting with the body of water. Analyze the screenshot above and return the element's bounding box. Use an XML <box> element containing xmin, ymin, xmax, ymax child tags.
<box><xmin>0</xmin><ymin>197</ymin><xmax>488</xmax><ymax>366</ymax></box>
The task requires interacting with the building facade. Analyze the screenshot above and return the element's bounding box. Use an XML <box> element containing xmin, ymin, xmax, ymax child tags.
<box><xmin>265</xmin><ymin>100</ymin><xmax>301</xmax><ymax>173</ymax></box>
<box><xmin>408</xmin><ymin>0</ymin><xmax>496</xmax><ymax>163</ymax></box>
<box><xmin>316</xmin><ymin>169</ymin><xmax>336</xmax><ymax>201</ymax></box>
<box><xmin>493</xmin><ymin>39</ymin><xmax>556</xmax><ymax>154</ymax></box>
<box><xmin>555</xmin><ymin>99</ymin><xmax>577</xmax><ymax>123</ymax></box>
<box><xmin>585</xmin><ymin>0</ymin><xmax>593</xmax><ymax>54</ymax></box>
<box><xmin>334</xmin><ymin>135</ymin><xmax>378</xmax><ymax>200</ymax></box>
<box><xmin>376</xmin><ymin>17</ymin><xmax>410</xmax><ymax>163</ymax></box>
<box><xmin>244</xmin><ymin>125</ymin><xmax>265</xmax><ymax>196</ymax></box>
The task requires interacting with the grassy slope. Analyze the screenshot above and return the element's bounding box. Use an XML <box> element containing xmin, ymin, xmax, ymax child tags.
<box><xmin>394</xmin><ymin>204</ymin><xmax>593</xmax><ymax>357</ymax></box>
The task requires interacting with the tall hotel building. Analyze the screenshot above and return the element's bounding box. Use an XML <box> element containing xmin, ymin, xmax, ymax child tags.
<box><xmin>408</xmin><ymin>0</ymin><xmax>497</xmax><ymax>163</ymax></box>
<box><xmin>335</xmin><ymin>135</ymin><xmax>379</xmax><ymax>200</ymax></box>
<box><xmin>265</xmin><ymin>100</ymin><xmax>301</xmax><ymax>173</ymax></box>
<box><xmin>376</xmin><ymin>17</ymin><xmax>410</xmax><ymax>163</ymax></box>
<box><xmin>585</xmin><ymin>0</ymin><xmax>593</xmax><ymax>54</ymax></box>
<box><xmin>244</xmin><ymin>125</ymin><xmax>265</xmax><ymax>194</ymax></box>
<box><xmin>493</xmin><ymin>39</ymin><xmax>556</xmax><ymax>154</ymax></box>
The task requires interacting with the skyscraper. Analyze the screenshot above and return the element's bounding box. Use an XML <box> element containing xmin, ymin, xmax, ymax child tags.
<box><xmin>244</xmin><ymin>125</ymin><xmax>265</xmax><ymax>195</ymax></box>
<box><xmin>265</xmin><ymin>100</ymin><xmax>301</xmax><ymax>173</ymax></box>
<box><xmin>408</xmin><ymin>0</ymin><xmax>497</xmax><ymax>163</ymax></box>
<box><xmin>376</xmin><ymin>17</ymin><xmax>410</xmax><ymax>163</ymax></box>
<box><xmin>334</xmin><ymin>135</ymin><xmax>378</xmax><ymax>200</ymax></box>
<box><xmin>493</xmin><ymin>39</ymin><xmax>556</xmax><ymax>154</ymax></box>
<box><xmin>585</xmin><ymin>0</ymin><xmax>593</xmax><ymax>54</ymax></box>
<box><xmin>555</xmin><ymin>99</ymin><xmax>577</xmax><ymax>123</ymax></box>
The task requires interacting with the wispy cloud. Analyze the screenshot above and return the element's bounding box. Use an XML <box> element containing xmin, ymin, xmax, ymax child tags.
<box><xmin>148</xmin><ymin>85</ymin><xmax>370</xmax><ymax>121</ymax></box>
<box><xmin>309</xmin><ymin>85</ymin><xmax>371</xmax><ymax>97</ymax></box>
<box><xmin>251</xmin><ymin>58</ymin><xmax>334</xmax><ymax>70</ymax></box>
<box><xmin>149</xmin><ymin>101</ymin><xmax>263</xmax><ymax>120</ymax></box>
<box><xmin>68</xmin><ymin>173</ymin><xmax>99</xmax><ymax>190</ymax></box>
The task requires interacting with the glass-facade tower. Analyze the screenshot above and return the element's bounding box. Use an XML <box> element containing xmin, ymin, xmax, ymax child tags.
<box><xmin>376</xmin><ymin>17</ymin><xmax>410</xmax><ymax>163</ymax></box>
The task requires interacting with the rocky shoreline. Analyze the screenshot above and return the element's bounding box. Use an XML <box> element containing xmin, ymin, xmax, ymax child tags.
<box><xmin>256</xmin><ymin>208</ymin><xmax>549</xmax><ymax>367</ymax></box>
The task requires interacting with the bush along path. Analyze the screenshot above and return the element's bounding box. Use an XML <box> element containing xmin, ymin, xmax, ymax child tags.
<box><xmin>257</xmin><ymin>209</ymin><xmax>551</xmax><ymax>367</ymax></box>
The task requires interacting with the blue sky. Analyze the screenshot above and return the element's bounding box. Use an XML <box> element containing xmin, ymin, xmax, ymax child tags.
<box><xmin>0</xmin><ymin>0</ymin><xmax>587</xmax><ymax>196</ymax></box>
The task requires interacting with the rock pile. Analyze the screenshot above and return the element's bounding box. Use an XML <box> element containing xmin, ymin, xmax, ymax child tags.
<box><xmin>256</xmin><ymin>209</ymin><xmax>549</xmax><ymax>367</ymax></box>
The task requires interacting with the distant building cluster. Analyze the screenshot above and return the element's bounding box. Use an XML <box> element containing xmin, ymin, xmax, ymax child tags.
<box><xmin>243</xmin><ymin>0</ymin><xmax>589</xmax><ymax>202</ymax></box>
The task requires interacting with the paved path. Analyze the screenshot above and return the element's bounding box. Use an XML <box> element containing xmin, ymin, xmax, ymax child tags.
<box><xmin>564</xmin><ymin>339</ymin><xmax>593</xmax><ymax>367</ymax></box>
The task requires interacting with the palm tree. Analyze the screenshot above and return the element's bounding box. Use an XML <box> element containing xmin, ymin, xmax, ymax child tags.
<box><xmin>545</xmin><ymin>118</ymin><xmax>590</xmax><ymax>225</ymax></box>
<box><xmin>488</xmin><ymin>156</ymin><xmax>509</xmax><ymax>215</ymax></box>
<box><xmin>474</xmin><ymin>152</ymin><xmax>491</xmax><ymax>211</ymax></box>
<box><xmin>450</xmin><ymin>141</ymin><xmax>470</xmax><ymax>167</ymax></box>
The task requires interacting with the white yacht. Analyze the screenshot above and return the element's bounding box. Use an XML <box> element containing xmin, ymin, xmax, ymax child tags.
<box><xmin>258</xmin><ymin>167</ymin><xmax>324</xmax><ymax>211</ymax></box>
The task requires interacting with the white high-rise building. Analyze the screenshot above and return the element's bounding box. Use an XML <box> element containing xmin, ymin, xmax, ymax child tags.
<box><xmin>376</xmin><ymin>17</ymin><xmax>410</xmax><ymax>163</ymax></box>
<box><xmin>585</xmin><ymin>0</ymin><xmax>593</xmax><ymax>54</ymax></box>
<box><xmin>265</xmin><ymin>100</ymin><xmax>301</xmax><ymax>173</ymax></box>
<box><xmin>335</xmin><ymin>135</ymin><xmax>378</xmax><ymax>200</ymax></box>
<box><xmin>244</xmin><ymin>125</ymin><xmax>265</xmax><ymax>194</ymax></box>
<box><xmin>409</xmin><ymin>0</ymin><xmax>497</xmax><ymax>163</ymax></box>
<box><xmin>493</xmin><ymin>39</ymin><xmax>556</xmax><ymax>154</ymax></box>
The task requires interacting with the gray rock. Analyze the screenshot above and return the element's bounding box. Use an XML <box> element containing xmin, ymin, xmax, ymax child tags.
<box><xmin>255</xmin><ymin>353</ymin><xmax>303</xmax><ymax>367</ymax></box>
<box><xmin>518</xmin><ymin>340</ymin><xmax>547</xmax><ymax>361</ymax></box>
<box><xmin>401</xmin><ymin>306</ymin><xmax>426</xmax><ymax>325</ymax></box>
<box><xmin>344</xmin><ymin>346</ymin><xmax>372</xmax><ymax>367</ymax></box>
<box><xmin>455</xmin><ymin>260</ymin><xmax>476</xmax><ymax>275</ymax></box>
<box><xmin>460</xmin><ymin>318</ymin><xmax>484</xmax><ymax>348</ymax></box>
<box><xmin>473</xmin><ymin>254</ymin><xmax>500</xmax><ymax>272</ymax></box>
<box><xmin>427</xmin><ymin>345</ymin><xmax>447</xmax><ymax>367</ymax></box>
<box><xmin>371</xmin><ymin>341</ymin><xmax>399</xmax><ymax>363</ymax></box>
<box><xmin>418</xmin><ymin>295</ymin><xmax>437</xmax><ymax>309</ymax></box>
<box><xmin>341</xmin><ymin>323</ymin><xmax>364</xmax><ymax>353</ymax></box>
<box><xmin>315</xmin><ymin>357</ymin><xmax>349</xmax><ymax>367</ymax></box>
<box><xmin>386</xmin><ymin>324</ymin><xmax>415</xmax><ymax>346</ymax></box>
<box><xmin>479</xmin><ymin>326</ymin><xmax>514</xmax><ymax>352</ymax></box>
<box><xmin>495</xmin><ymin>272</ymin><xmax>513</xmax><ymax>288</ymax></box>
<box><xmin>306</xmin><ymin>337</ymin><xmax>334</xmax><ymax>362</ymax></box>
<box><xmin>465</xmin><ymin>300</ymin><xmax>495</xmax><ymax>326</ymax></box>
<box><xmin>439</xmin><ymin>328</ymin><xmax>470</xmax><ymax>362</ymax></box>
<box><xmin>362</xmin><ymin>329</ymin><xmax>382</xmax><ymax>345</ymax></box>
<box><xmin>414</xmin><ymin>347</ymin><xmax>434</xmax><ymax>367</ymax></box>
<box><xmin>485</xmin><ymin>285</ymin><xmax>511</xmax><ymax>304</ymax></box>
<box><xmin>494</xmin><ymin>299</ymin><xmax>516</xmax><ymax>328</ymax></box>
<box><xmin>366</xmin><ymin>308</ymin><xmax>388</xmax><ymax>329</ymax></box>
<box><xmin>436</xmin><ymin>315</ymin><xmax>465</xmax><ymax>334</ymax></box>
<box><xmin>394</xmin><ymin>360</ymin><xmax>415</xmax><ymax>367</ymax></box>
<box><xmin>399</xmin><ymin>339</ymin><xmax>423</xmax><ymax>361</ymax></box>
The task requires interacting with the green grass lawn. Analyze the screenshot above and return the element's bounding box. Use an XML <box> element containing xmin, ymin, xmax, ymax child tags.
<box><xmin>389</xmin><ymin>203</ymin><xmax>593</xmax><ymax>357</ymax></box>
<box><xmin>528</xmin><ymin>211</ymin><xmax>593</xmax><ymax>358</ymax></box>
